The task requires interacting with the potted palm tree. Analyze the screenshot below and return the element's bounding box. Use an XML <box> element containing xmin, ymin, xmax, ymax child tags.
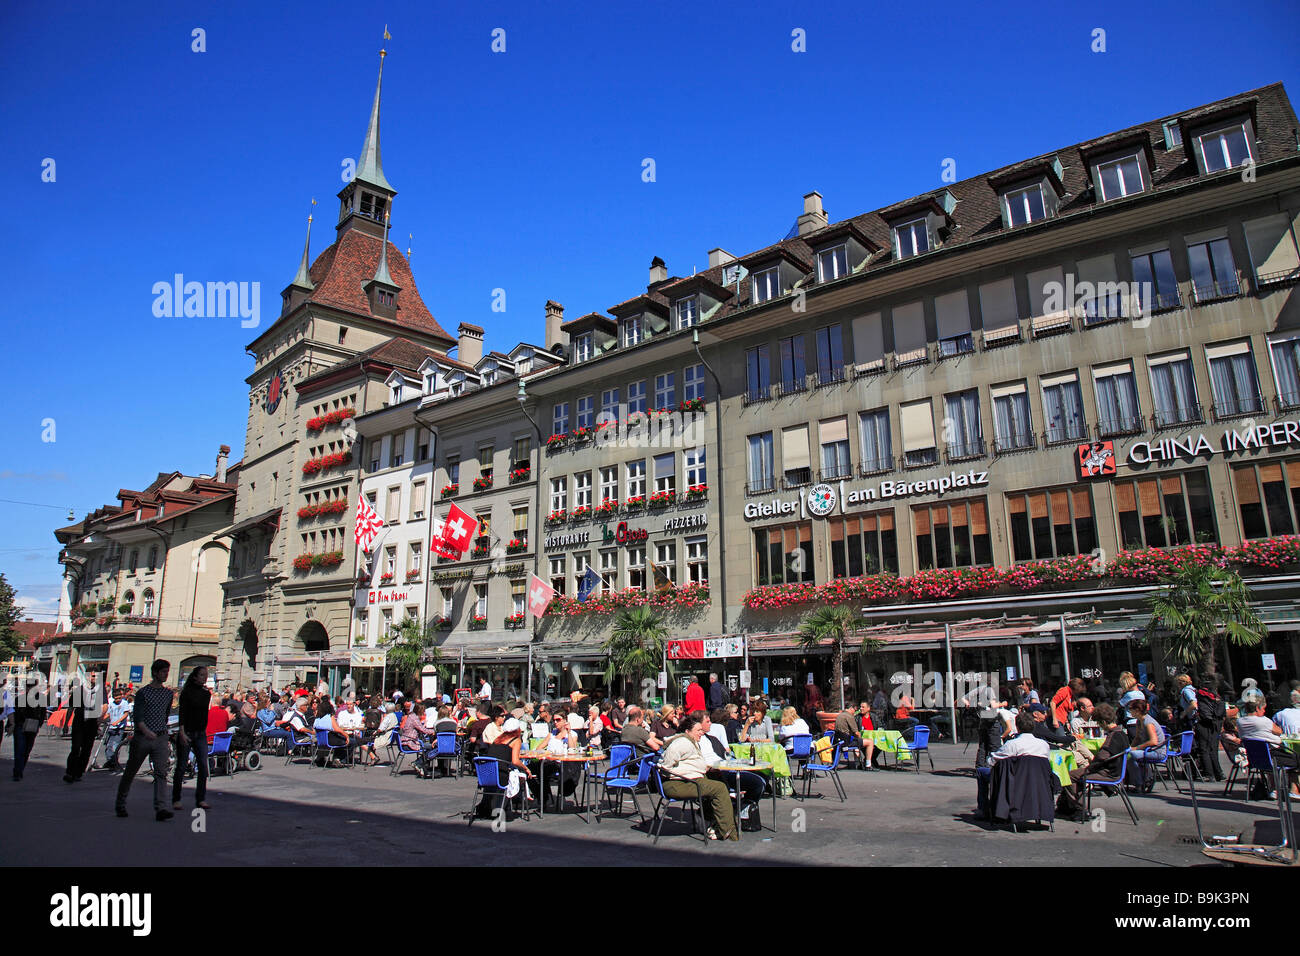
<box><xmin>1143</xmin><ymin>561</ymin><xmax>1265</xmax><ymax>679</ymax></box>
<box><xmin>795</xmin><ymin>604</ymin><xmax>881</xmax><ymax>711</ymax></box>
<box><xmin>603</xmin><ymin>606</ymin><xmax>667</xmax><ymax>701</ymax></box>
<box><xmin>380</xmin><ymin>616</ymin><xmax>450</xmax><ymax>694</ymax></box>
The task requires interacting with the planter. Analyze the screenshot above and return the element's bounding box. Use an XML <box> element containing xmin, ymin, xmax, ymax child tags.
<box><xmin>473</xmin><ymin>476</ymin><xmax>494</xmax><ymax>492</ymax></box>
<box><xmin>504</xmin><ymin>615</ymin><xmax>526</xmax><ymax>629</ymax></box>
<box><xmin>509</xmin><ymin>467</ymin><xmax>531</xmax><ymax>483</ymax></box>
<box><xmin>440</xmin><ymin>485</ymin><xmax>458</xmax><ymax>499</ymax></box>
<box><xmin>468</xmin><ymin>617</ymin><xmax>488</xmax><ymax>631</ymax></box>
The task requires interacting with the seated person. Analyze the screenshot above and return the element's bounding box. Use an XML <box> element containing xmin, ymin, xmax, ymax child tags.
<box><xmin>1126</xmin><ymin>699</ymin><xmax>1167</xmax><ymax>791</ymax></box>
<box><xmin>567</xmin><ymin>705</ymin><xmax>588</xmax><ymax>742</ymax></box>
<box><xmin>476</xmin><ymin>718</ymin><xmax>536</xmax><ymax>818</ymax></box>
<box><xmin>205</xmin><ymin>697</ymin><xmax>230</xmax><ymax>745</ymax></box>
<box><xmin>659</xmin><ymin>713</ymin><xmax>738</xmax><ymax>841</ymax></box>
<box><xmin>856</xmin><ymin>702</ymin><xmax>878</xmax><ymax>769</ymax></box>
<box><xmin>650</xmin><ymin>704</ymin><xmax>678</xmax><ymax>742</ymax></box>
<box><xmin>1028</xmin><ymin>704</ymin><xmax>1073</xmax><ymax>747</ymax></box>
<box><xmin>696</xmin><ymin>710</ymin><xmax>765</xmax><ymax>832</ymax></box>
<box><xmin>313</xmin><ymin>698</ymin><xmax>359</xmax><ymax>766</ymax></box>
<box><xmin>1238</xmin><ymin>698</ymin><xmax>1299</xmax><ymax>796</ymax></box>
<box><xmin>585</xmin><ymin>705</ymin><xmax>608</xmax><ymax>750</ymax></box>
<box><xmin>620</xmin><ymin>705</ymin><xmax>662</xmax><ymax>753</ymax></box>
<box><xmin>399</xmin><ymin>702</ymin><xmax>437</xmax><ymax>778</ymax></box>
<box><xmin>778</xmin><ymin>706</ymin><xmax>811</xmax><ymax>750</ymax></box>
<box><xmin>893</xmin><ymin>693</ymin><xmax>919</xmax><ymax>740</ymax></box>
<box><xmin>481</xmin><ymin>705</ymin><xmax>507</xmax><ymax>747</ymax></box>
<box><xmin>363</xmin><ymin>703</ymin><xmax>398</xmax><ymax>765</ymax></box>
<box><xmin>255</xmin><ymin>696</ymin><xmax>278</xmax><ymax>734</ymax></box>
<box><xmin>1220</xmin><ymin>716</ymin><xmax>1247</xmax><ymax>773</ymax></box>
<box><xmin>281</xmin><ymin>697</ymin><xmax>313</xmax><ymax>744</ymax></box>
<box><xmin>741</xmin><ymin>701</ymin><xmax>774</xmax><ymax>742</ymax></box>
<box><xmin>988</xmin><ymin>711</ymin><xmax>1051</xmax><ymax>764</ymax></box>
<box><xmin>831</xmin><ymin>705</ymin><xmax>866</xmax><ymax>767</ymax></box>
<box><xmin>463</xmin><ymin>704</ymin><xmax>492</xmax><ymax>760</ymax></box>
<box><xmin>1273</xmin><ymin>690</ymin><xmax>1300</xmax><ymax>737</ymax></box>
<box><xmin>1060</xmin><ymin>704</ymin><xmax>1130</xmax><ymax>817</ymax></box>
<box><xmin>723</xmin><ymin>704</ymin><xmax>742</xmax><ymax>744</ymax></box>
<box><xmin>533</xmin><ymin>714</ymin><xmax>580</xmax><ymax>808</ymax></box>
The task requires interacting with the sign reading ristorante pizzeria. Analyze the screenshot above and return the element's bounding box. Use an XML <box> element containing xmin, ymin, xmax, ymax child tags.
<box><xmin>546</xmin><ymin>513</ymin><xmax>708</xmax><ymax>550</ymax></box>
<box><xmin>744</xmin><ymin>469</ymin><xmax>991</xmax><ymax>521</ymax></box>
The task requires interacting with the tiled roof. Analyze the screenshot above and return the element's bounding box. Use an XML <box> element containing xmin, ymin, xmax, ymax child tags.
<box><xmin>304</xmin><ymin>229</ymin><xmax>453</xmax><ymax>344</ymax></box>
<box><xmin>14</xmin><ymin>621</ymin><xmax>56</xmax><ymax>648</ymax></box>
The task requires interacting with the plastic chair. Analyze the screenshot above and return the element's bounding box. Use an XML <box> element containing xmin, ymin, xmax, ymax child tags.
<box><xmin>313</xmin><ymin>729</ymin><xmax>345</xmax><ymax>768</ymax></box>
<box><xmin>1228</xmin><ymin>739</ymin><xmax>1280</xmax><ymax>802</ymax></box>
<box><xmin>593</xmin><ymin>747</ymin><xmax>643</xmax><ymax>821</ymax></box>
<box><xmin>721</xmin><ymin>767</ymin><xmax>778</xmax><ymax>835</ymax></box>
<box><xmin>433</xmin><ymin>732</ymin><xmax>459</xmax><ymax>778</ymax></box>
<box><xmin>802</xmin><ymin>740</ymin><xmax>846</xmax><ymax>801</ymax></box>
<box><xmin>1082</xmin><ymin>750</ymin><xmax>1139</xmax><ymax>825</ymax></box>
<box><xmin>468</xmin><ymin>757</ymin><xmax>528</xmax><ymax>825</ymax></box>
<box><xmin>647</xmin><ymin>763</ymin><xmax>706</xmax><ymax>844</ymax></box>
<box><xmin>786</xmin><ymin>733</ymin><xmax>813</xmax><ymax>778</ymax></box>
<box><xmin>283</xmin><ymin>728</ymin><xmax>316</xmax><ymax>766</ymax></box>
<box><xmin>389</xmin><ymin>733</ymin><xmax>425</xmax><ymax>777</ymax></box>
<box><xmin>900</xmin><ymin>725</ymin><xmax>935</xmax><ymax>772</ymax></box>
<box><xmin>1134</xmin><ymin>732</ymin><xmax>1172</xmax><ymax>792</ymax></box>
<box><xmin>208</xmin><ymin>731</ymin><xmax>236</xmax><ymax>776</ymax></box>
<box><xmin>1167</xmin><ymin>731</ymin><xmax>1201</xmax><ymax>784</ymax></box>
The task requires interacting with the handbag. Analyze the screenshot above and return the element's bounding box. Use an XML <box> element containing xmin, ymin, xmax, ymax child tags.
<box><xmin>22</xmin><ymin>718</ymin><xmax>40</xmax><ymax>734</ymax></box>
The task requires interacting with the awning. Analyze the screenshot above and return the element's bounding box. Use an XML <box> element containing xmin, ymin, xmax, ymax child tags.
<box><xmin>214</xmin><ymin>507</ymin><xmax>282</xmax><ymax>539</ymax></box>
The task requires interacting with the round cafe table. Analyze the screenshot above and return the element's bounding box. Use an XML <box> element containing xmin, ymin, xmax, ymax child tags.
<box><xmin>1048</xmin><ymin>749</ymin><xmax>1077</xmax><ymax>786</ymax></box>
<box><xmin>715</xmin><ymin>760</ymin><xmax>773</xmax><ymax>841</ymax></box>
<box><xmin>1082</xmin><ymin>737</ymin><xmax>1104</xmax><ymax>754</ymax></box>
<box><xmin>730</xmin><ymin>742</ymin><xmax>791</xmax><ymax>795</ymax></box>
<box><xmin>1279</xmin><ymin>737</ymin><xmax>1300</xmax><ymax>757</ymax></box>
<box><xmin>521</xmin><ymin>750</ymin><xmax>606</xmax><ymax>822</ymax></box>
<box><xmin>863</xmin><ymin>729</ymin><xmax>912</xmax><ymax>763</ymax></box>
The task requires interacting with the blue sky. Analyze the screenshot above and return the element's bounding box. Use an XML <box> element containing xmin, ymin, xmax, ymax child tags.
<box><xmin>1</xmin><ymin>0</ymin><xmax>1297</xmax><ymax>620</ymax></box>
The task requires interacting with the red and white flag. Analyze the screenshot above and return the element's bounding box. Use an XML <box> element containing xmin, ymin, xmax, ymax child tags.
<box><xmin>430</xmin><ymin>514</ymin><xmax>459</xmax><ymax>560</ymax></box>
<box><xmin>527</xmin><ymin>573</ymin><xmax>556</xmax><ymax>618</ymax></box>
<box><xmin>354</xmin><ymin>495</ymin><xmax>382</xmax><ymax>552</ymax></box>
<box><xmin>437</xmin><ymin>503</ymin><xmax>478</xmax><ymax>555</ymax></box>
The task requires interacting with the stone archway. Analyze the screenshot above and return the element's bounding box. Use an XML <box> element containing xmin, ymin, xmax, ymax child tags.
<box><xmin>298</xmin><ymin>620</ymin><xmax>329</xmax><ymax>653</ymax></box>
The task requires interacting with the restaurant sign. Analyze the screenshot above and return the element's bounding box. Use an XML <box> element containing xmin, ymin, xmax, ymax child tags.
<box><xmin>1126</xmin><ymin>419</ymin><xmax>1300</xmax><ymax>465</ymax></box>
<box><xmin>666</xmin><ymin>637</ymin><xmax>745</xmax><ymax>660</ymax></box>
<box><xmin>743</xmin><ymin>469</ymin><xmax>990</xmax><ymax>521</ymax></box>
<box><xmin>367</xmin><ymin>588</ymin><xmax>411</xmax><ymax>606</ymax></box>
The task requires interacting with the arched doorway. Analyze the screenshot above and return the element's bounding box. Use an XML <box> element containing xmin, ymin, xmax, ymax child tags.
<box><xmin>298</xmin><ymin>620</ymin><xmax>329</xmax><ymax>653</ymax></box>
<box><xmin>239</xmin><ymin>619</ymin><xmax>258</xmax><ymax>669</ymax></box>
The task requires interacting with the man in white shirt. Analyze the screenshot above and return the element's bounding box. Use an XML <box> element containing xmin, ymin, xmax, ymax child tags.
<box><xmin>477</xmin><ymin>678</ymin><xmax>492</xmax><ymax>703</ymax></box>
<box><xmin>988</xmin><ymin>712</ymin><xmax>1051</xmax><ymax>764</ymax></box>
<box><xmin>100</xmin><ymin>687</ymin><xmax>132</xmax><ymax>771</ymax></box>
<box><xmin>337</xmin><ymin>699</ymin><xmax>364</xmax><ymax>738</ymax></box>
<box><xmin>1273</xmin><ymin>691</ymin><xmax>1300</xmax><ymax>737</ymax></box>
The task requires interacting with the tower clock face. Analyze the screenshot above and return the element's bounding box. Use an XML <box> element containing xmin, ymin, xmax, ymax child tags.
<box><xmin>265</xmin><ymin>369</ymin><xmax>285</xmax><ymax>414</ymax></box>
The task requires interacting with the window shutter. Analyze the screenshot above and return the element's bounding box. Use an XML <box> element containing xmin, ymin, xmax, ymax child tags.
<box><xmin>979</xmin><ymin>278</ymin><xmax>1019</xmax><ymax>331</ymax></box>
<box><xmin>935</xmin><ymin>290</ymin><xmax>971</xmax><ymax>340</ymax></box>
<box><xmin>1050</xmin><ymin>490</ymin><xmax>1071</xmax><ymax>525</ymax></box>
<box><xmin>851</xmin><ymin>313</ymin><xmax>885</xmax><ymax>367</ymax></box>
<box><xmin>1008</xmin><ymin>494</ymin><xmax>1027</xmax><ymax>515</ymax></box>
<box><xmin>970</xmin><ymin>500</ymin><xmax>989</xmax><ymax>536</ymax></box>
<box><xmin>1071</xmin><ymin>488</ymin><xmax>1092</xmax><ymax>519</ymax></box>
<box><xmin>1138</xmin><ymin>479</ymin><xmax>1161</xmax><ymax>515</ymax></box>
<box><xmin>879</xmin><ymin>511</ymin><xmax>894</xmax><ymax>532</ymax></box>
<box><xmin>1243</xmin><ymin>214</ymin><xmax>1300</xmax><ymax>281</ymax></box>
<box><xmin>1116</xmin><ymin>482</ymin><xmax>1136</xmax><ymax>513</ymax></box>
<box><xmin>1029</xmin><ymin>492</ymin><xmax>1048</xmax><ymax>520</ymax></box>
<box><xmin>1027</xmin><ymin>265</ymin><xmax>1066</xmax><ymax>317</ymax></box>
<box><xmin>819</xmin><ymin>417</ymin><xmax>849</xmax><ymax>445</ymax></box>
<box><xmin>891</xmin><ymin>301</ymin><xmax>926</xmax><ymax>354</ymax></box>
<box><xmin>914</xmin><ymin>506</ymin><xmax>931</xmax><ymax>536</ymax></box>
<box><xmin>1205</xmin><ymin>341</ymin><xmax>1250</xmax><ymax>360</ymax></box>
<box><xmin>1234</xmin><ymin>467</ymin><xmax>1260</xmax><ymax>506</ymax></box>
<box><xmin>900</xmin><ymin>401</ymin><xmax>936</xmax><ymax>451</ymax></box>
<box><xmin>782</xmin><ymin>425</ymin><xmax>811</xmax><ymax>471</ymax></box>
<box><xmin>1076</xmin><ymin>253</ymin><xmax>1118</xmax><ymax>285</ymax></box>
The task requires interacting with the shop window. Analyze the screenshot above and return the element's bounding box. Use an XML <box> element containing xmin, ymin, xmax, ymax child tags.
<box><xmin>753</xmin><ymin>522</ymin><xmax>814</xmax><ymax>586</ymax></box>
<box><xmin>829</xmin><ymin>512</ymin><xmax>899</xmax><ymax>578</ymax></box>
<box><xmin>913</xmin><ymin>498</ymin><xmax>992</xmax><ymax>569</ymax></box>
<box><xmin>1114</xmin><ymin>471</ymin><xmax>1216</xmax><ymax>549</ymax></box>
<box><xmin>1007</xmin><ymin>486</ymin><xmax>1097</xmax><ymax>561</ymax></box>
<box><xmin>1233</xmin><ymin>459</ymin><xmax>1300</xmax><ymax>539</ymax></box>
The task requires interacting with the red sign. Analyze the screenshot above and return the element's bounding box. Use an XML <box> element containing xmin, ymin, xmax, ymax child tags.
<box><xmin>367</xmin><ymin>589</ymin><xmax>410</xmax><ymax>606</ymax></box>
<box><xmin>615</xmin><ymin>521</ymin><xmax>648</xmax><ymax>544</ymax></box>
<box><xmin>1077</xmin><ymin>440</ymin><xmax>1116</xmax><ymax>478</ymax></box>
<box><xmin>266</xmin><ymin>369</ymin><xmax>284</xmax><ymax>414</ymax></box>
<box><xmin>667</xmin><ymin>640</ymin><xmax>705</xmax><ymax>660</ymax></box>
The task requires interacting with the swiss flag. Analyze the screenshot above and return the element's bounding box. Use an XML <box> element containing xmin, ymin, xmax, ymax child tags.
<box><xmin>438</xmin><ymin>503</ymin><xmax>478</xmax><ymax>554</ymax></box>
<box><xmin>527</xmin><ymin>573</ymin><xmax>555</xmax><ymax>618</ymax></box>
<box><xmin>430</xmin><ymin>515</ymin><xmax>460</xmax><ymax>560</ymax></box>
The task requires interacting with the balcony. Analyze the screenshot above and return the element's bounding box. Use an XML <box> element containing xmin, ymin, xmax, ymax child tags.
<box><xmin>857</xmin><ymin>456</ymin><xmax>893</xmax><ymax>477</ymax></box>
<box><xmin>1256</xmin><ymin>268</ymin><xmax>1300</xmax><ymax>289</ymax></box>
<box><xmin>992</xmin><ymin>431</ymin><xmax>1037</xmax><ymax>455</ymax></box>
<box><xmin>1191</xmin><ymin>277</ymin><xmax>1242</xmax><ymax>305</ymax></box>
<box><xmin>1095</xmin><ymin>416</ymin><xmax>1144</xmax><ymax>438</ymax></box>
<box><xmin>1043</xmin><ymin>423</ymin><xmax>1089</xmax><ymax>447</ymax></box>
<box><xmin>1030</xmin><ymin>311</ymin><xmax>1073</xmax><ymax>339</ymax></box>
<box><xmin>745</xmin><ymin>477</ymin><xmax>775</xmax><ymax>496</ymax></box>
<box><xmin>945</xmin><ymin>438</ymin><xmax>986</xmax><ymax>462</ymax></box>
<box><xmin>903</xmin><ymin>448</ymin><xmax>939</xmax><ymax>469</ymax></box>
<box><xmin>743</xmin><ymin>385</ymin><xmax>771</xmax><ymax>406</ymax></box>
<box><xmin>818</xmin><ymin>464</ymin><xmax>853</xmax><ymax>482</ymax></box>
<box><xmin>776</xmin><ymin>377</ymin><xmax>808</xmax><ymax>398</ymax></box>
<box><xmin>1135</xmin><ymin>289</ymin><xmax>1182</xmax><ymax>314</ymax></box>
<box><xmin>1079</xmin><ymin>292</ymin><xmax>1126</xmax><ymax>328</ymax></box>
<box><xmin>852</xmin><ymin>359</ymin><xmax>887</xmax><ymax>380</ymax></box>
<box><xmin>893</xmin><ymin>347</ymin><xmax>930</xmax><ymax>370</ymax></box>
<box><xmin>814</xmin><ymin>366</ymin><xmax>848</xmax><ymax>388</ymax></box>
<box><xmin>781</xmin><ymin>467</ymin><xmax>813</xmax><ymax>490</ymax></box>
<box><xmin>1275</xmin><ymin>393</ymin><xmax>1300</xmax><ymax>413</ymax></box>
<box><xmin>982</xmin><ymin>321</ymin><xmax>1022</xmax><ymax>350</ymax></box>
<box><xmin>1212</xmin><ymin>394</ymin><xmax>1265</xmax><ymax>422</ymax></box>
<box><xmin>1152</xmin><ymin>404</ymin><xmax>1205</xmax><ymax>430</ymax></box>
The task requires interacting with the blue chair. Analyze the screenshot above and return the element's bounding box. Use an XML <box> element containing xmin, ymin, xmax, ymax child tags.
<box><xmin>1228</xmin><ymin>739</ymin><xmax>1280</xmax><ymax>802</ymax></box>
<box><xmin>786</xmin><ymin>733</ymin><xmax>813</xmax><ymax>778</ymax></box>
<box><xmin>1167</xmin><ymin>731</ymin><xmax>1201</xmax><ymax>784</ymax></box>
<box><xmin>433</xmin><ymin>732</ymin><xmax>459</xmax><ymax>778</ymax></box>
<box><xmin>313</xmin><ymin>729</ymin><xmax>345</xmax><ymax>768</ymax></box>
<box><xmin>208</xmin><ymin>731</ymin><xmax>236</xmax><ymax>776</ymax></box>
<box><xmin>283</xmin><ymin>728</ymin><xmax>316</xmax><ymax>766</ymax></box>
<box><xmin>1134</xmin><ymin>732</ymin><xmax>1173</xmax><ymax>792</ymax></box>
<box><xmin>1082</xmin><ymin>750</ymin><xmax>1139</xmax><ymax>824</ymax></box>
<box><xmin>468</xmin><ymin>757</ymin><xmax>528</xmax><ymax>825</ymax></box>
<box><xmin>389</xmin><ymin>732</ymin><xmax>425</xmax><ymax>777</ymax></box>
<box><xmin>802</xmin><ymin>740</ymin><xmax>846</xmax><ymax>801</ymax></box>
<box><xmin>900</xmin><ymin>725</ymin><xmax>934</xmax><ymax>772</ymax></box>
<box><xmin>647</xmin><ymin>762</ymin><xmax>706</xmax><ymax>844</ymax></box>
<box><xmin>593</xmin><ymin>747</ymin><xmax>644</xmax><ymax>821</ymax></box>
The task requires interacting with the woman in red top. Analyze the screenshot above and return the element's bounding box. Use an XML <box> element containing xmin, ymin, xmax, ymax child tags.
<box><xmin>205</xmin><ymin>700</ymin><xmax>229</xmax><ymax>744</ymax></box>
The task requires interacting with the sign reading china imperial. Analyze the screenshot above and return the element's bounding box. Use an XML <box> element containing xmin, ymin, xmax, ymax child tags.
<box><xmin>1126</xmin><ymin>420</ymin><xmax>1300</xmax><ymax>465</ymax></box>
<box><xmin>744</xmin><ymin>470</ymin><xmax>991</xmax><ymax>522</ymax></box>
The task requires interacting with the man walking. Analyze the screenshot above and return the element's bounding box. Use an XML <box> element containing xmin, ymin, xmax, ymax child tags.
<box><xmin>63</xmin><ymin>673</ymin><xmax>104</xmax><ymax>782</ymax></box>
<box><xmin>115</xmin><ymin>659</ymin><xmax>176</xmax><ymax>821</ymax></box>
<box><xmin>707</xmin><ymin>673</ymin><xmax>727</xmax><ymax>710</ymax></box>
<box><xmin>100</xmin><ymin>686</ymin><xmax>131</xmax><ymax>771</ymax></box>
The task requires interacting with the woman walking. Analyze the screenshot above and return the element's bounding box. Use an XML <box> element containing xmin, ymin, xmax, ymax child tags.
<box><xmin>173</xmin><ymin>665</ymin><xmax>212</xmax><ymax>811</ymax></box>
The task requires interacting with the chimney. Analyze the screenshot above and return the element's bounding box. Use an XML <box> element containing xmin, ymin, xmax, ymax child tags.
<box><xmin>648</xmin><ymin>256</ymin><xmax>667</xmax><ymax>287</ymax></box>
<box><xmin>216</xmin><ymin>444</ymin><xmax>230</xmax><ymax>483</ymax></box>
<box><xmin>457</xmin><ymin>322</ymin><xmax>484</xmax><ymax>367</ymax></box>
<box><xmin>544</xmin><ymin>300</ymin><xmax>567</xmax><ymax>353</ymax></box>
<box><xmin>797</xmin><ymin>191</ymin><xmax>828</xmax><ymax>236</ymax></box>
<box><xmin>707</xmin><ymin>248</ymin><xmax>735</xmax><ymax>269</ymax></box>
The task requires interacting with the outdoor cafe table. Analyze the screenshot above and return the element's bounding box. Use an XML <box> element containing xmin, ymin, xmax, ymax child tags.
<box><xmin>1048</xmin><ymin>748</ymin><xmax>1077</xmax><ymax>786</ymax></box>
<box><xmin>1082</xmin><ymin>737</ymin><xmax>1104</xmax><ymax>753</ymax></box>
<box><xmin>863</xmin><ymin>729</ymin><xmax>912</xmax><ymax>763</ymax></box>
<box><xmin>521</xmin><ymin>750</ymin><xmax>606</xmax><ymax>823</ymax></box>
<box><xmin>1281</xmin><ymin>736</ymin><xmax>1300</xmax><ymax>757</ymax></box>
<box><xmin>729</xmin><ymin>742</ymin><xmax>791</xmax><ymax>795</ymax></box>
<box><xmin>715</xmin><ymin>760</ymin><xmax>773</xmax><ymax>841</ymax></box>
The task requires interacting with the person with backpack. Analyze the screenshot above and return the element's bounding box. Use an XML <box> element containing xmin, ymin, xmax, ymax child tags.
<box><xmin>1192</xmin><ymin>675</ymin><xmax>1227</xmax><ymax>781</ymax></box>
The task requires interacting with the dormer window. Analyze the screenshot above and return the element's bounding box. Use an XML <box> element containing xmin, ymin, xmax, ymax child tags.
<box><xmin>377</xmin><ymin>290</ymin><xmax>395</xmax><ymax>307</ymax></box>
<box><xmin>573</xmin><ymin>333</ymin><xmax>592</xmax><ymax>362</ymax></box>
<box><xmin>449</xmin><ymin>382</ymin><xmax>464</xmax><ymax>397</ymax></box>
<box><xmin>516</xmin><ymin>352</ymin><xmax>533</xmax><ymax>374</ymax></box>
<box><xmin>817</xmin><ymin>244</ymin><xmax>849</xmax><ymax>281</ymax></box>
<box><xmin>752</xmin><ymin>266</ymin><xmax>780</xmax><ymax>302</ymax></box>
<box><xmin>1096</xmin><ymin>154</ymin><xmax>1145</xmax><ymax>201</ymax></box>
<box><xmin>1194</xmin><ymin>121</ymin><xmax>1253</xmax><ymax>174</ymax></box>
<box><xmin>675</xmin><ymin>296</ymin><xmax>698</xmax><ymax>330</ymax></box>
<box><xmin>895</xmin><ymin>219</ymin><xmax>930</xmax><ymax>260</ymax></box>
<box><xmin>423</xmin><ymin>370</ymin><xmax>437</xmax><ymax>395</ymax></box>
<box><xmin>391</xmin><ymin>383</ymin><xmax>403</xmax><ymax>405</ymax></box>
<box><xmin>1161</xmin><ymin>120</ymin><xmax>1182</xmax><ymax>149</ymax></box>
<box><xmin>481</xmin><ymin>364</ymin><xmax>498</xmax><ymax>385</ymax></box>
<box><xmin>1004</xmin><ymin>183</ymin><xmax>1047</xmax><ymax>227</ymax></box>
<box><xmin>623</xmin><ymin>316</ymin><xmax>642</xmax><ymax>347</ymax></box>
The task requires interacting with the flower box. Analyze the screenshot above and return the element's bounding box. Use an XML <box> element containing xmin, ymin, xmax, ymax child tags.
<box><xmin>624</xmin><ymin>496</ymin><xmax>646</xmax><ymax>511</ymax></box>
<box><xmin>405</xmin><ymin>569</ymin><xmax>421</xmax><ymax>581</ymax></box>
<box><xmin>473</xmin><ymin>475</ymin><xmax>494</xmax><ymax>492</ymax></box>
<box><xmin>302</xmin><ymin>450</ymin><xmax>353</xmax><ymax>476</ymax></box>
<box><xmin>546</xmin><ymin>509</ymin><xmax>567</xmax><ymax>526</ymax></box>
<box><xmin>440</xmin><ymin>484</ymin><xmax>458</xmax><ymax>499</ymax></box>
<box><xmin>471</xmin><ymin>546</ymin><xmax>491</xmax><ymax>559</ymax></box>
<box><xmin>570</xmin><ymin>426</ymin><xmax>593</xmax><ymax>443</ymax></box>
<box><xmin>509</xmin><ymin>466</ymin><xmax>531</xmax><ymax>483</ymax></box>
<box><xmin>593</xmin><ymin>499</ymin><xmax>619</xmax><ymax>518</ymax></box>
<box><xmin>293</xmin><ymin>550</ymin><xmax>345</xmax><ymax>573</ymax></box>
<box><xmin>125</xmin><ymin>615</ymin><xmax>158</xmax><ymax>626</ymax></box>
<box><xmin>96</xmin><ymin>615</ymin><xmax>116</xmax><ymax>627</ymax></box>
<box><xmin>685</xmin><ymin>483</ymin><xmax>708</xmax><ymax>500</ymax></box>
<box><xmin>380</xmin><ymin>573</ymin><xmax>396</xmax><ymax>583</ymax></box>
<box><xmin>298</xmin><ymin>500</ymin><xmax>349</xmax><ymax>520</ymax></box>
<box><xmin>468</xmin><ymin>616</ymin><xmax>488</xmax><ymax>631</ymax></box>
<box><xmin>506</xmin><ymin>540</ymin><xmax>527</xmax><ymax>554</ymax></box>
<box><xmin>117</xmin><ymin>603</ymin><xmax>132</xmax><ymax>614</ymax></box>
<box><xmin>678</xmin><ymin>397</ymin><xmax>705</xmax><ymax>413</ymax></box>
<box><xmin>504</xmin><ymin>614</ymin><xmax>526</xmax><ymax>629</ymax></box>
<box><xmin>569</xmin><ymin>505</ymin><xmax>591</xmax><ymax>522</ymax></box>
<box><xmin>306</xmin><ymin>408</ymin><xmax>356</xmax><ymax>433</ymax></box>
<box><xmin>432</xmin><ymin>617</ymin><xmax>453</xmax><ymax>631</ymax></box>
<box><xmin>648</xmin><ymin>490</ymin><xmax>677</xmax><ymax>508</ymax></box>
<box><xmin>546</xmin><ymin>433</ymin><xmax>568</xmax><ymax>450</ymax></box>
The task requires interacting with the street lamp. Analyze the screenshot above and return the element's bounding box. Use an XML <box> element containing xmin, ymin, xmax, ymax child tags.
<box><xmin>516</xmin><ymin>378</ymin><xmax>545</xmax><ymax>700</ymax></box>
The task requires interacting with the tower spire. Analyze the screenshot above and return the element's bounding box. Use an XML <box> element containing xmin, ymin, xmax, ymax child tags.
<box><xmin>289</xmin><ymin>201</ymin><xmax>316</xmax><ymax>291</ymax></box>
<box><xmin>354</xmin><ymin>45</ymin><xmax>393</xmax><ymax>193</ymax></box>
